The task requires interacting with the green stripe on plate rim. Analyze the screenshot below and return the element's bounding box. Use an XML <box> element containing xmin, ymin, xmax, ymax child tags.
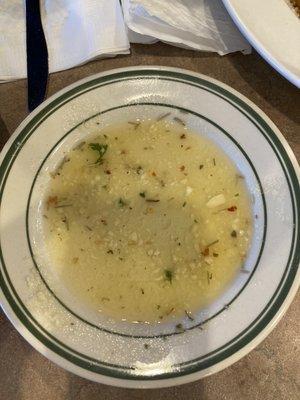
<box><xmin>26</xmin><ymin>102</ymin><xmax>267</xmax><ymax>339</ymax></box>
<box><xmin>0</xmin><ymin>69</ymin><xmax>299</xmax><ymax>381</ymax></box>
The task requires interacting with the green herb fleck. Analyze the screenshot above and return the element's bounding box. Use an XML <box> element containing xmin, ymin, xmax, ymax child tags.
<box><xmin>173</xmin><ymin>117</ymin><xmax>186</xmax><ymax>126</ymax></box>
<box><xmin>62</xmin><ymin>216</ymin><xmax>69</xmax><ymax>230</ymax></box>
<box><xmin>118</xmin><ymin>198</ymin><xmax>127</xmax><ymax>207</ymax></box>
<box><xmin>164</xmin><ymin>269</ymin><xmax>174</xmax><ymax>283</ymax></box>
<box><xmin>207</xmin><ymin>239</ymin><xmax>219</xmax><ymax>247</ymax></box>
<box><xmin>136</xmin><ymin>166</ymin><xmax>143</xmax><ymax>175</ymax></box>
<box><xmin>166</xmin><ymin>307</ymin><xmax>175</xmax><ymax>316</ymax></box>
<box><xmin>73</xmin><ymin>141</ymin><xmax>86</xmax><ymax>151</ymax></box>
<box><xmin>231</xmin><ymin>230</ymin><xmax>237</xmax><ymax>238</ymax></box>
<box><xmin>175</xmin><ymin>323</ymin><xmax>185</xmax><ymax>332</ymax></box>
<box><xmin>207</xmin><ymin>271</ymin><xmax>213</xmax><ymax>284</ymax></box>
<box><xmin>144</xmin><ymin>343</ymin><xmax>150</xmax><ymax>349</ymax></box>
<box><xmin>182</xmin><ymin>201</ymin><xmax>187</xmax><ymax>207</ymax></box>
<box><xmin>199</xmin><ymin>164</ymin><xmax>204</xmax><ymax>170</ymax></box>
<box><xmin>52</xmin><ymin>156</ymin><xmax>70</xmax><ymax>176</ymax></box>
<box><xmin>128</xmin><ymin>121</ymin><xmax>141</xmax><ymax>129</ymax></box>
<box><xmin>185</xmin><ymin>310</ymin><xmax>194</xmax><ymax>321</ymax></box>
<box><xmin>54</xmin><ymin>204</ymin><xmax>73</xmax><ymax>208</ymax></box>
<box><xmin>241</xmin><ymin>268</ymin><xmax>250</xmax><ymax>274</ymax></box>
<box><xmin>157</xmin><ymin>112</ymin><xmax>171</xmax><ymax>121</ymax></box>
<box><xmin>139</xmin><ymin>192</ymin><xmax>146</xmax><ymax>198</ymax></box>
<box><xmin>89</xmin><ymin>143</ymin><xmax>108</xmax><ymax>165</ymax></box>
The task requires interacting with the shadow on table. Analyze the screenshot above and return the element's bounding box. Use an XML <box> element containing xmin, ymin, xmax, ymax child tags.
<box><xmin>132</xmin><ymin>41</ymin><xmax>215</xmax><ymax>60</ymax></box>
<box><xmin>0</xmin><ymin>115</ymin><xmax>10</xmax><ymax>150</ymax></box>
<box><xmin>228</xmin><ymin>51</ymin><xmax>299</xmax><ymax>125</ymax></box>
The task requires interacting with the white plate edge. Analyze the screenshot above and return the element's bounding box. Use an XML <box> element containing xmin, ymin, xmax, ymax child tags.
<box><xmin>221</xmin><ymin>0</ymin><xmax>300</xmax><ymax>88</ymax></box>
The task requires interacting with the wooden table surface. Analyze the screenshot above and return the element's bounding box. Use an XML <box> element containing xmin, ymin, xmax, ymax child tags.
<box><xmin>0</xmin><ymin>43</ymin><xmax>299</xmax><ymax>400</ymax></box>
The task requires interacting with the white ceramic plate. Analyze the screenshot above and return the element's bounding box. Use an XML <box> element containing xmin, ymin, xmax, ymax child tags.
<box><xmin>0</xmin><ymin>67</ymin><xmax>299</xmax><ymax>388</ymax></box>
<box><xmin>222</xmin><ymin>0</ymin><xmax>300</xmax><ymax>88</ymax></box>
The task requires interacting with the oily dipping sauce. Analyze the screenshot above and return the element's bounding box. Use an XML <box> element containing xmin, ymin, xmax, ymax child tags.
<box><xmin>44</xmin><ymin>116</ymin><xmax>252</xmax><ymax>324</ymax></box>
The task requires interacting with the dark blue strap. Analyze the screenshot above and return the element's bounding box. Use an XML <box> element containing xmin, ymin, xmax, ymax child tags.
<box><xmin>26</xmin><ymin>0</ymin><xmax>49</xmax><ymax>111</ymax></box>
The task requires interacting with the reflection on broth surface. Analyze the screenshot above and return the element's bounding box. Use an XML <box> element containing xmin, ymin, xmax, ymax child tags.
<box><xmin>44</xmin><ymin>118</ymin><xmax>252</xmax><ymax>323</ymax></box>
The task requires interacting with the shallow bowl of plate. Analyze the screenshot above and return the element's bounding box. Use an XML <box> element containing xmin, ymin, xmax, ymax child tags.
<box><xmin>0</xmin><ymin>66</ymin><xmax>299</xmax><ymax>388</ymax></box>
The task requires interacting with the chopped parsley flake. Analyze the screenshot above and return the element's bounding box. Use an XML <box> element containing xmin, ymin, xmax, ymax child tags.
<box><xmin>118</xmin><ymin>198</ymin><xmax>127</xmax><ymax>207</ymax></box>
<box><xmin>89</xmin><ymin>143</ymin><xmax>108</xmax><ymax>164</ymax></box>
<box><xmin>164</xmin><ymin>269</ymin><xmax>174</xmax><ymax>283</ymax></box>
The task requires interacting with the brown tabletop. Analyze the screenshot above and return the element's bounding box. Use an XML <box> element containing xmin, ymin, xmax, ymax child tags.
<box><xmin>0</xmin><ymin>43</ymin><xmax>299</xmax><ymax>400</ymax></box>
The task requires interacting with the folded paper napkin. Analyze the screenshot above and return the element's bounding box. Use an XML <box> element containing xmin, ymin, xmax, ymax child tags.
<box><xmin>0</xmin><ymin>0</ymin><xmax>130</xmax><ymax>82</ymax></box>
<box><xmin>122</xmin><ymin>0</ymin><xmax>251</xmax><ymax>54</ymax></box>
<box><xmin>0</xmin><ymin>0</ymin><xmax>251</xmax><ymax>82</ymax></box>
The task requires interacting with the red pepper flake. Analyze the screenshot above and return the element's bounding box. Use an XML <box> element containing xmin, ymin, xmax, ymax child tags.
<box><xmin>180</xmin><ymin>134</ymin><xmax>186</xmax><ymax>139</ymax></box>
<box><xmin>46</xmin><ymin>196</ymin><xmax>58</xmax><ymax>208</ymax></box>
<box><xmin>180</xmin><ymin>165</ymin><xmax>185</xmax><ymax>171</ymax></box>
<box><xmin>151</xmin><ymin>171</ymin><xmax>157</xmax><ymax>177</ymax></box>
<box><xmin>202</xmin><ymin>247</ymin><xmax>209</xmax><ymax>256</ymax></box>
<box><xmin>227</xmin><ymin>206</ymin><xmax>237</xmax><ymax>212</ymax></box>
<box><xmin>105</xmin><ymin>169</ymin><xmax>111</xmax><ymax>175</ymax></box>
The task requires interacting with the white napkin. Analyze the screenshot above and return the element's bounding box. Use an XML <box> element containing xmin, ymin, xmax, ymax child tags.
<box><xmin>0</xmin><ymin>0</ymin><xmax>130</xmax><ymax>82</ymax></box>
<box><xmin>122</xmin><ymin>0</ymin><xmax>251</xmax><ymax>55</ymax></box>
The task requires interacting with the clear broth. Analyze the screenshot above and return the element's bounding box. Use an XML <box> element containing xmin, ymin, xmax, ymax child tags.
<box><xmin>44</xmin><ymin>118</ymin><xmax>252</xmax><ymax>323</ymax></box>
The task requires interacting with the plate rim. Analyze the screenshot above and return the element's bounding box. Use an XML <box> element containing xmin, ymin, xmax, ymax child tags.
<box><xmin>222</xmin><ymin>0</ymin><xmax>300</xmax><ymax>88</ymax></box>
<box><xmin>0</xmin><ymin>66</ymin><xmax>299</xmax><ymax>388</ymax></box>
